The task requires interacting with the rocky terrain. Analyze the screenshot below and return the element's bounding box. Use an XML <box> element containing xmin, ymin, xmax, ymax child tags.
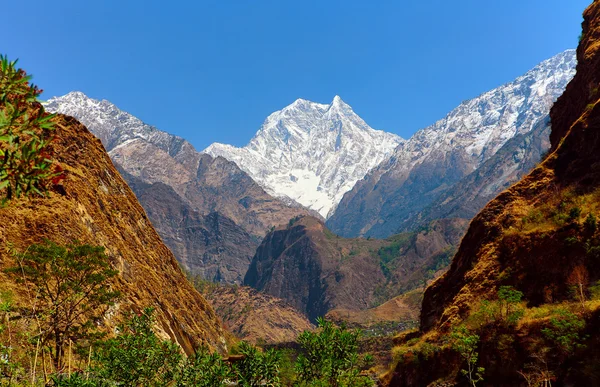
<box><xmin>45</xmin><ymin>93</ymin><xmax>313</xmax><ymax>283</ymax></box>
<box><xmin>244</xmin><ymin>216</ymin><xmax>467</xmax><ymax>321</ymax></box>
<box><xmin>119</xmin><ymin>168</ymin><xmax>258</xmax><ymax>284</ymax></box>
<box><xmin>328</xmin><ymin>51</ymin><xmax>576</xmax><ymax>238</ymax></box>
<box><xmin>386</xmin><ymin>2</ymin><xmax>600</xmax><ymax>385</ymax></box>
<box><xmin>0</xmin><ymin>114</ymin><xmax>227</xmax><ymax>354</ymax></box>
<box><xmin>205</xmin><ymin>96</ymin><xmax>402</xmax><ymax>218</ymax></box>
<box><xmin>198</xmin><ymin>284</ymin><xmax>314</xmax><ymax>345</ymax></box>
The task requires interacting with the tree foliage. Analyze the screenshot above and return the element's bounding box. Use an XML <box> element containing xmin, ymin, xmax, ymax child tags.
<box><xmin>94</xmin><ymin>307</ymin><xmax>182</xmax><ymax>386</ymax></box>
<box><xmin>0</xmin><ymin>55</ymin><xmax>64</xmax><ymax>203</ymax></box>
<box><xmin>449</xmin><ymin>325</ymin><xmax>484</xmax><ymax>387</ymax></box>
<box><xmin>295</xmin><ymin>317</ymin><xmax>373</xmax><ymax>387</ymax></box>
<box><xmin>5</xmin><ymin>241</ymin><xmax>120</xmax><ymax>370</ymax></box>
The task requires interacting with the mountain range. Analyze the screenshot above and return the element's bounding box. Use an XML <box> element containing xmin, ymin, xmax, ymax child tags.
<box><xmin>45</xmin><ymin>49</ymin><xmax>576</xmax><ymax>320</ymax></box>
<box><xmin>45</xmin><ymin>92</ymin><xmax>313</xmax><ymax>284</ymax></box>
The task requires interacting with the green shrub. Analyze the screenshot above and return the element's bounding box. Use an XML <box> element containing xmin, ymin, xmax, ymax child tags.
<box><xmin>541</xmin><ymin>309</ymin><xmax>586</xmax><ymax>355</ymax></box>
<box><xmin>175</xmin><ymin>347</ymin><xmax>233</xmax><ymax>387</ymax></box>
<box><xmin>233</xmin><ymin>341</ymin><xmax>281</xmax><ymax>387</ymax></box>
<box><xmin>295</xmin><ymin>318</ymin><xmax>373</xmax><ymax>387</ymax></box>
<box><xmin>94</xmin><ymin>308</ymin><xmax>182</xmax><ymax>386</ymax></box>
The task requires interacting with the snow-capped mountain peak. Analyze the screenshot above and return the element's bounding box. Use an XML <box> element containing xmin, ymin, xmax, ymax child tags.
<box><xmin>204</xmin><ymin>96</ymin><xmax>403</xmax><ymax>218</ymax></box>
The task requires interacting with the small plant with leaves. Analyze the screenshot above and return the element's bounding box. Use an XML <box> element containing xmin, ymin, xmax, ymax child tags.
<box><xmin>449</xmin><ymin>325</ymin><xmax>484</xmax><ymax>387</ymax></box>
<box><xmin>0</xmin><ymin>55</ymin><xmax>64</xmax><ymax>203</ymax></box>
<box><xmin>175</xmin><ymin>346</ymin><xmax>233</xmax><ymax>387</ymax></box>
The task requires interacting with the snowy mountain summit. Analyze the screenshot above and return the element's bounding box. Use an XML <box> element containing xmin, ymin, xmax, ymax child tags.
<box><xmin>205</xmin><ymin>96</ymin><xmax>402</xmax><ymax>217</ymax></box>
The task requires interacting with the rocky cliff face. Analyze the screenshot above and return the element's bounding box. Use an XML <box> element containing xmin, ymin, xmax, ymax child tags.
<box><xmin>328</xmin><ymin>51</ymin><xmax>576</xmax><ymax>238</ymax></box>
<box><xmin>0</xmin><ymin>114</ymin><xmax>226</xmax><ymax>354</ymax></box>
<box><xmin>420</xmin><ymin>4</ymin><xmax>600</xmax><ymax>333</ymax></box>
<box><xmin>119</xmin><ymin>168</ymin><xmax>258</xmax><ymax>284</ymax></box>
<box><xmin>205</xmin><ymin>96</ymin><xmax>402</xmax><ymax>218</ymax></box>
<box><xmin>45</xmin><ymin>93</ymin><xmax>313</xmax><ymax>283</ymax></box>
<box><xmin>244</xmin><ymin>216</ymin><xmax>467</xmax><ymax>321</ymax></box>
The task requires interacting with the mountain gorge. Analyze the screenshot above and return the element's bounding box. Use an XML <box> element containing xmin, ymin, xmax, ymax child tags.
<box><xmin>205</xmin><ymin>96</ymin><xmax>402</xmax><ymax>218</ymax></box>
<box><xmin>244</xmin><ymin>216</ymin><xmax>467</xmax><ymax>321</ymax></box>
<box><xmin>328</xmin><ymin>50</ymin><xmax>577</xmax><ymax>238</ymax></box>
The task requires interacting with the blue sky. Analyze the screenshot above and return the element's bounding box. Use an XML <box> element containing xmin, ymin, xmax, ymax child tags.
<box><xmin>3</xmin><ymin>0</ymin><xmax>589</xmax><ymax>149</ymax></box>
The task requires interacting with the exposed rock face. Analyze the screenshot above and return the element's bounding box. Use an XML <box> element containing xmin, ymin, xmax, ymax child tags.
<box><xmin>205</xmin><ymin>96</ymin><xmax>402</xmax><ymax>218</ymax></box>
<box><xmin>119</xmin><ymin>168</ymin><xmax>258</xmax><ymax>284</ymax></box>
<box><xmin>45</xmin><ymin>93</ymin><xmax>313</xmax><ymax>283</ymax></box>
<box><xmin>0</xmin><ymin>114</ymin><xmax>226</xmax><ymax>354</ymax></box>
<box><xmin>404</xmin><ymin>115</ymin><xmax>551</xmax><ymax>230</ymax></box>
<box><xmin>420</xmin><ymin>2</ymin><xmax>600</xmax><ymax>333</ymax></box>
<box><xmin>244</xmin><ymin>216</ymin><xmax>467</xmax><ymax>321</ymax></box>
<box><xmin>328</xmin><ymin>51</ymin><xmax>576</xmax><ymax>238</ymax></box>
<box><xmin>201</xmin><ymin>285</ymin><xmax>314</xmax><ymax>344</ymax></box>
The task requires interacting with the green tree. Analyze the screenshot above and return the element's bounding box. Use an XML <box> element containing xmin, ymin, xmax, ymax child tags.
<box><xmin>233</xmin><ymin>341</ymin><xmax>281</xmax><ymax>387</ymax></box>
<box><xmin>94</xmin><ymin>308</ymin><xmax>182</xmax><ymax>386</ymax></box>
<box><xmin>541</xmin><ymin>309</ymin><xmax>586</xmax><ymax>355</ymax></box>
<box><xmin>449</xmin><ymin>325</ymin><xmax>484</xmax><ymax>387</ymax></box>
<box><xmin>497</xmin><ymin>286</ymin><xmax>524</xmax><ymax>325</ymax></box>
<box><xmin>295</xmin><ymin>318</ymin><xmax>373</xmax><ymax>387</ymax></box>
<box><xmin>175</xmin><ymin>346</ymin><xmax>233</xmax><ymax>387</ymax></box>
<box><xmin>0</xmin><ymin>55</ymin><xmax>64</xmax><ymax>203</ymax></box>
<box><xmin>5</xmin><ymin>241</ymin><xmax>120</xmax><ymax>370</ymax></box>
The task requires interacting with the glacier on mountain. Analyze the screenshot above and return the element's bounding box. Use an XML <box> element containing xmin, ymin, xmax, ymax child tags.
<box><xmin>205</xmin><ymin>96</ymin><xmax>403</xmax><ymax>218</ymax></box>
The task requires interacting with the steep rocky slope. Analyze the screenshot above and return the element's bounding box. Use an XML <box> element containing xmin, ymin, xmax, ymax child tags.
<box><xmin>0</xmin><ymin>114</ymin><xmax>226</xmax><ymax>354</ymax></box>
<box><xmin>119</xmin><ymin>168</ymin><xmax>258</xmax><ymax>284</ymax></box>
<box><xmin>244</xmin><ymin>216</ymin><xmax>467</xmax><ymax>321</ymax></box>
<box><xmin>199</xmin><ymin>285</ymin><xmax>314</xmax><ymax>344</ymax></box>
<box><xmin>386</xmin><ymin>3</ymin><xmax>600</xmax><ymax>385</ymax></box>
<box><xmin>328</xmin><ymin>51</ymin><xmax>576</xmax><ymax>238</ymax></box>
<box><xmin>421</xmin><ymin>13</ymin><xmax>600</xmax><ymax>334</ymax></box>
<box><xmin>46</xmin><ymin>93</ymin><xmax>313</xmax><ymax>283</ymax></box>
<box><xmin>205</xmin><ymin>96</ymin><xmax>402</xmax><ymax>217</ymax></box>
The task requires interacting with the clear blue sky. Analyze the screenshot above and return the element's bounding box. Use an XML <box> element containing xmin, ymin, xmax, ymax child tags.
<box><xmin>3</xmin><ymin>0</ymin><xmax>590</xmax><ymax>149</ymax></box>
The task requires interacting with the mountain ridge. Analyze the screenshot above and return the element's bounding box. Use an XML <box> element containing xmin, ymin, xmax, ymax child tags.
<box><xmin>328</xmin><ymin>49</ymin><xmax>577</xmax><ymax>238</ymax></box>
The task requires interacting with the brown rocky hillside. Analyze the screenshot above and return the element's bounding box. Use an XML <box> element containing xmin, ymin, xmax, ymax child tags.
<box><xmin>245</xmin><ymin>216</ymin><xmax>467</xmax><ymax>321</ymax></box>
<box><xmin>385</xmin><ymin>2</ymin><xmax>600</xmax><ymax>385</ymax></box>
<box><xmin>421</xmin><ymin>0</ymin><xmax>600</xmax><ymax>333</ymax></box>
<box><xmin>0</xmin><ymin>114</ymin><xmax>227</xmax><ymax>354</ymax></box>
<box><xmin>199</xmin><ymin>284</ymin><xmax>314</xmax><ymax>345</ymax></box>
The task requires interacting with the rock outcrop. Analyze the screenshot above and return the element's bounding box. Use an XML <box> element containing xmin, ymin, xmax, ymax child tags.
<box><xmin>244</xmin><ymin>216</ymin><xmax>467</xmax><ymax>321</ymax></box>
